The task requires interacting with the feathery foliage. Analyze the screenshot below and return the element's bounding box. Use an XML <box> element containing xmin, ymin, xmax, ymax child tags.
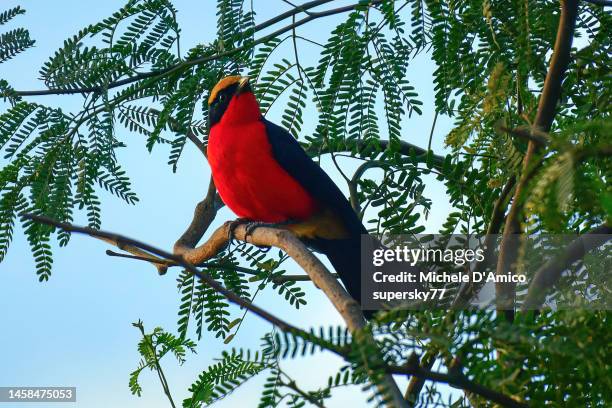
<box><xmin>2</xmin><ymin>1</ymin><xmax>610</xmax><ymax>406</ymax></box>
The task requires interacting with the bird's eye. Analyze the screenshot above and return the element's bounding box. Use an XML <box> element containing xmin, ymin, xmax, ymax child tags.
<box><xmin>218</xmin><ymin>93</ymin><xmax>226</xmax><ymax>103</ymax></box>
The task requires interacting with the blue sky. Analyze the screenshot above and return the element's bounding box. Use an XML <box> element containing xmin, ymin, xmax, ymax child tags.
<box><xmin>0</xmin><ymin>1</ymin><xmax>454</xmax><ymax>407</ymax></box>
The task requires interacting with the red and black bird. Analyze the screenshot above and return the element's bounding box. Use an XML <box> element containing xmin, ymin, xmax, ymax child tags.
<box><xmin>207</xmin><ymin>75</ymin><xmax>367</xmax><ymax>306</ymax></box>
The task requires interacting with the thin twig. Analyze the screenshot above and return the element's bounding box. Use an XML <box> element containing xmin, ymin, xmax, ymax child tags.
<box><xmin>306</xmin><ymin>139</ymin><xmax>445</xmax><ymax>169</ymax></box>
<box><xmin>583</xmin><ymin>0</ymin><xmax>612</xmax><ymax>7</ymax></box>
<box><xmin>498</xmin><ymin>125</ymin><xmax>549</xmax><ymax>147</ymax></box>
<box><xmin>134</xmin><ymin>321</ymin><xmax>177</xmax><ymax>408</ymax></box>
<box><xmin>23</xmin><ymin>214</ymin><xmax>306</xmax><ymax>331</ymax></box>
<box><xmin>279</xmin><ymin>377</ymin><xmax>326</xmax><ymax>408</ymax></box>
<box><xmin>105</xmin><ymin>249</ymin><xmax>337</xmax><ymax>283</ymax></box>
<box><xmin>11</xmin><ymin>1</ymin><xmax>382</xmax><ymax>97</ymax></box>
<box><xmin>427</xmin><ymin>111</ymin><xmax>438</xmax><ymax>151</ymax></box>
<box><xmin>348</xmin><ymin>160</ymin><xmax>384</xmax><ymax>216</ymax></box>
<box><xmin>451</xmin><ymin>175</ymin><xmax>516</xmax><ymax>308</ymax></box>
<box><xmin>387</xmin><ymin>363</ymin><xmax>528</xmax><ymax>408</ymax></box>
<box><xmin>292</xmin><ymin>14</ymin><xmax>304</xmax><ymax>83</ymax></box>
<box><xmin>521</xmin><ymin>224</ymin><xmax>611</xmax><ymax>310</ymax></box>
<box><xmin>257</xmin><ymin>0</ymin><xmax>334</xmax><ymax>31</ymax></box>
<box><xmin>106</xmin><ymin>249</ymin><xmax>172</xmax><ymax>265</ymax></box>
<box><xmin>149</xmin><ymin>108</ymin><xmax>207</xmax><ymax>157</ymax></box>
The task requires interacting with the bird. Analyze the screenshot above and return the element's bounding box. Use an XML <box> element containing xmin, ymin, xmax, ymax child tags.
<box><xmin>206</xmin><ymin>75</ymin><xmax>369</xmax><ymax>313</ymax></box>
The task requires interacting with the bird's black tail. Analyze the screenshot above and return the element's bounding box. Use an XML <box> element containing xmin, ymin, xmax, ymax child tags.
<box><xmin>313</xmin><ymin>237</ymin><xmax>374</xmax><ymax>319</ymax></box>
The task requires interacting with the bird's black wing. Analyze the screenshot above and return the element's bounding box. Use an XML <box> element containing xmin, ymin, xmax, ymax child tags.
<box><xmin>262</xmin><ymin>118</ymin><xmax>366</xmax><ymax>236</ymax></box>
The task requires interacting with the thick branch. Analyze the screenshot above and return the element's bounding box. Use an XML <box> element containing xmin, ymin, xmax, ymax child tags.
<box><xmin>533</xmin><ymin>1</ymin><xmax>580</xmax><ymax>132</ymax></box>
<box><xmin>38</xmin><ymin>214</ymin><xmax>408</xmax><ymax>406</ymax></box>
<box><xmin>173</xmin><ymin>176</ymin><xmax>222</xmax><ymax>257</ymax></box>
<box><xmin>178</xmin><ymin>222</ymin><xmax>367</xmax><ymax>329</ymax></box>
<box><xmin>495</xmin><ymin>0</ymin><xmax>579</xmax><ymax>315</ymax></box>
<box><xmin>521</xmin><ymin>224</ymin><xmax>611</xmax><ymax>310</ymax></box>
<box><xmin>24</xmin><ymin>214</ymin><xmax>528</xmax><ymax>408</ymax></box>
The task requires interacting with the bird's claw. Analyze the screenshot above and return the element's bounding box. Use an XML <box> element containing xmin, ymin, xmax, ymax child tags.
<box><xmin>244</xmin><ymin>221</ymin><xmax>267</xmax><ymax>239</ymax></box>
<box><xmin>227</xmin><ymin>218</ymin><xmax>251</xmax><ymax>247</ymax></box>
<box><xmin>227</xmin><ymin>218</ymin><xmax>294</xmax><ymax>252</ymax></box>
<box><xmin>244</xmin><ymin>222</ymin><xmax>277</xmax><ymax>252</ymax></box>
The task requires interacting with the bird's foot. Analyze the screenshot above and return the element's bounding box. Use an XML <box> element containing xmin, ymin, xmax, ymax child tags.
<box><xmin>227</xmin><ymin>218</ymin><xmax>251</xmax><ymax>246</ymax></box>
<box><xmin>246</xmin><ymin>220</ymin><xmax>300</xmax><ymax>251</ymax></box>
<box><xmin>244</xmin><ymin>221</ymin><xmax>285</xmax><ymax>240</ymax></box>
<box><xmin>243</xmin><ymin>221</ymin><xmax>291</xmax><ymax>252</ymax></box>
<box><xmin>227</xmin><ymin>218</ymin><xmax>297</xmax><ymax>251</ymax></box>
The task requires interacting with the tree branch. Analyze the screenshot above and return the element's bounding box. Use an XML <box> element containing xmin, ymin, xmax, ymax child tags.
<box><xmin>521</xmin><ymin>224</ymin><xmax>611</xmax><ymax>310</ymax></box>
<box><xmin>533</xmin><ymin>1</ymin><xmax>580</xmax><ymax>132</ymax></box>
<box><xmin>23</xmin><ymin>213</ymin><xmax>407</xmax><ymax>407</ymax></box>
<box><xmin>22</xmin><ymin>214</ymin><xmax>314</xmax><ymax>335</ymax></box>
<box><xmin>97</xmin><ymin>174</ymin><xmax>221</xmax><ymax>275</ymax></box>
<box><xmin>253</xmin><ymin>0</ymin><xmax>334</xmax><ymax>32</ymax></box>
<box><xmin>307</xmin><ymin>139</ymin><xmax>445</xmax><ymax>169</ymax></box>
<box><xmin>498</xmin><ymin>125</ymin><xmax>549</xmax><ymax>147</ymax></box>
<box><xmin>10</xmin><ymin>1</ymin><xmax>383</xmax><ymax>98</ymax></box>
<box><xmin>348</xmin><ymin>160</ymin><xmax>384</xmax><ymax>216</ymax></box>
<box><xmin>134</xmin><ymin>321</ymin><xmax>177</xmax><ymax>408</ymax></box>
<box><xmin>451</xmin><ymin>175</ymin><xmax>516</xmax><ymax>308</ymax></box>
<box><xmin>280</xmin><ymin>379</ymin><xmax>326</xmax><ymax>408</ymax></box>
<box><xmin>387</xmin><ymin>363</ymin><xmax>528</xmax><ymax>408</ymax></box>
<box><xmin>173</xmin><ymin>176</ymin><xmax>222</xmax><ymax>259</ymax></box>
<box><xmin>583</xmin><ymin>0</ymin><xmax>612</xmax><ymax>7</ymax></box>
<box><xmin>404</xmin><ymin>351</ymin><xmax>435</xmax><ymax>406</ymax></box>
<box><xmin>23</xmin><ymin>214</ymin><xmax>529</xmax><ymax>408</ymax></box>
<box><xmin>427</xmin><ymin>111</ymin><xmax>438</xmax><ymax>151</ymax></box>
<box><xmin>495</xmin><ymin>0</ymin><xmax>579</xmax><ymax>317</ymax></box>
<box><xmin>171</xmin><ymin>222</ymin><xmax>366</xmax><ymax>329</ymax></box>
<box><xmin>105</xmin><ymin>249</ymin><xmax>337</xmax><ymax>284</ymax></box>
<box><xmin>149</xmin><ymin>108</ymin><xmax>207</xmax><ymax>157</ymax></box>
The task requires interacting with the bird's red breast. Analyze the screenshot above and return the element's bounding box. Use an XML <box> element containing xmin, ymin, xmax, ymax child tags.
<box><xmin>207</xmin><ymin>91</ymin><xmax>319</xmax><ymax>223</ymax></box>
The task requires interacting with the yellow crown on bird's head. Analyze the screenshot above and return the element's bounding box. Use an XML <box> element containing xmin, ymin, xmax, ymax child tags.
<box><xmin>208</xmin><ymin>75</ymin><xmax>250</xmax><ymax>105</ymax></box>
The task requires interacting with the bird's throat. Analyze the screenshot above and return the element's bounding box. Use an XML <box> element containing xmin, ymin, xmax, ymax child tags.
<box><xmin>220</xmin><ymin>92</ymin><xmax>262</xmax><ymax>125</ymax></box>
